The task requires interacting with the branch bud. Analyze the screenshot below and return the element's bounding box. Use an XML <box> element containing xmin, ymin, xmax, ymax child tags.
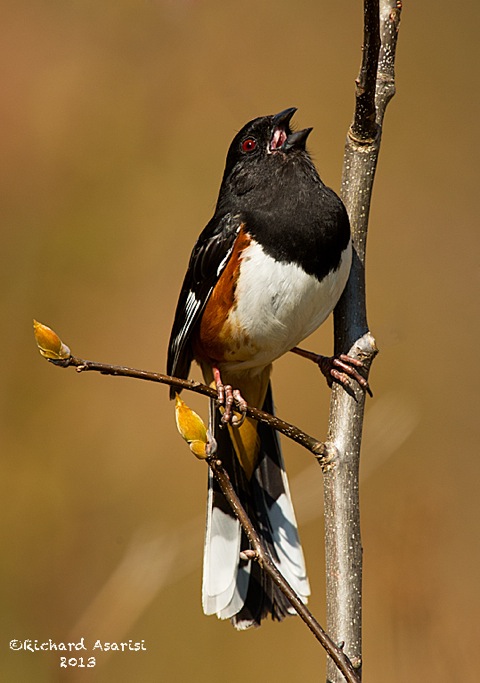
<box><xmin>33</xmin><ymin>320</ymin><xmax>71</xmax><ymax>361</ymax></box>
<box><xmin>174</xmin><ymin>393</ymin><xmax>208</xmax><ymax>459</ymax></box>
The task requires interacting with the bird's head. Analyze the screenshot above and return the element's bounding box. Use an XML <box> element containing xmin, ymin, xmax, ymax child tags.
<box><xmin>221</xmin><ymin>108</ymin><xmax>313</xmax><ymax>198</ymax></box>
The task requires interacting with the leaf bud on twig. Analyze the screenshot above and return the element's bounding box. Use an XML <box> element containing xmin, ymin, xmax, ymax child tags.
<box><xmin>33</xmin><ymin>320</ymin><xmax>71</xmax><ymax>361</ymax></box>
<box><xmin>174</xmin><ymin>393</ymin><xmax>208</xmax><ymax>459</ymax></box>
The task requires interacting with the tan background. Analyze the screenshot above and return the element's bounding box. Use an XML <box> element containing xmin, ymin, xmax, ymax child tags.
<box><xmin>2</xmin><ymin>1</ymin><xmax>479</xmax><ymax>681</ymax></box>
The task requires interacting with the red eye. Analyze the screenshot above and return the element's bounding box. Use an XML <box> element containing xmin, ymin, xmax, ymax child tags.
<box><xmin>241</xmin><ymin>137</ymin><xmax>257</xmax><ymax>153</ymax></box>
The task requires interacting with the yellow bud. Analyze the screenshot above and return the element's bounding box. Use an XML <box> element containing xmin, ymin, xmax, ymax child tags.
<box><xmin>33</xmin><ymin>320</ymin><xmax>71</xmax><ymax>360</ymax></box>
<box><xmin>174</xmin><ymin>393</ymin><xmax>208</xmax><ymax>459</ymax></box>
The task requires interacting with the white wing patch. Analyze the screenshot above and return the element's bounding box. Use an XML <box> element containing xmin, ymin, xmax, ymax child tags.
<box><xmin>169</xmin><ymin>289</ymin><xmax>203</xmax><ymax>371</ymax></box>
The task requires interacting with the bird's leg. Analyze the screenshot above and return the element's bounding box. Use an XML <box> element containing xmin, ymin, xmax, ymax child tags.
<box><xmin>290</xmin><ymin>346</ymin><xmax>372</xmax><ymax>397</ymax></box>
<box><xmin>212</xmin><ymin>366</ymin><xmax>248</xmax><ymax>426</ymax></box>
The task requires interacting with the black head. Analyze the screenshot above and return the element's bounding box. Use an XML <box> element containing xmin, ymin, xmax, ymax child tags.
<box><xmin>219</xmin><ymin>108</ymin><xmax>313</xmax><ymax>199</ymax></box>
<box><xmin>224</xmin><ymin>107</ymin><xmax>312</xmax><ymax>172</ymax></box>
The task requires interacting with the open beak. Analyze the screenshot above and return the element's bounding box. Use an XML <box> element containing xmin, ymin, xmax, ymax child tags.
<box><xmin>270</xmin><ymin>108</ymin><xmax>312</xmax><ymax>152</ymax></box>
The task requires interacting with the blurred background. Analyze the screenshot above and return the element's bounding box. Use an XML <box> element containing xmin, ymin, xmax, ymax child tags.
<box><xmin>2</xmin><ymin>1</ymin><xmax>479</xmax><ymax>681</ymax></box>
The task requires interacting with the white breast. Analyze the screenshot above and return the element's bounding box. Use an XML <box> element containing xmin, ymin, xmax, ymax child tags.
<box><xmin>222</xmin><ymin>238</ymin><xmax>352</xmax><ymax>371</ymax></box>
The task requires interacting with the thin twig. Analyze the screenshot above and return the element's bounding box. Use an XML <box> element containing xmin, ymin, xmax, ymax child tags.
<box><xmin>207</xmin><ymin>456</ymin><xmax>361</xmax><ymax>683</ymax></box>
<box><xmin>49</xmin><ymin>354</ymin><xmax>327</xmax><ymax>460</ymax></box>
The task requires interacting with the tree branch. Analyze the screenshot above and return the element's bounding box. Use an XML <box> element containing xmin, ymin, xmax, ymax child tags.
<box><xmin>43</xmin><ymin>350</ymin><xmax>328</xmax><ymax>460</ymax></box>
<box><xmin>352</xmin><ymin>0</ymin><xmax>380</xmax><ymax>142</ymax></box>
<box><xmin>323</xmin><ymin>2</ymin><xmax>401</xmax><ymax>681</ymax></box>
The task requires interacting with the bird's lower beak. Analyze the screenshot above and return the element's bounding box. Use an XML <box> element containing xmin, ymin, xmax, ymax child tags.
<box><xmin>283</xmin><ymin>127</ymin><xmax>313</xmax><ymax>151</ymax></box>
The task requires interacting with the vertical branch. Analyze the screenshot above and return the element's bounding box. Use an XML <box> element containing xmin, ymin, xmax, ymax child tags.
<box><xmin>352</xmin><ymin>0</ymin><xmax>380</xmax><ymax>142</ymax></box>
<box><xmin>323</xmin><ymin>2</ymin><xmax>401</xmax><ymax>682</ymax></box>
<box><xmin>376</xmin><ymin>0</ymin><xmax>402</xmax><ymax>122</ymax></box>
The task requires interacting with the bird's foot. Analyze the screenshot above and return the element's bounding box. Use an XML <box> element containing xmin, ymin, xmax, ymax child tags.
<box><xmin>291</xmin><ymin>347</ymin><xmax>372</xmax><ymax>397</ymax></box>
<box><xmin>213</xmin><ymin>367</ymin><xmax>248</xmax><ymax>426</ymax></box>
<box><xmin>317</xmin><ymin>353</ymin><xmax>372</xmax><ymax>397</ymax></box>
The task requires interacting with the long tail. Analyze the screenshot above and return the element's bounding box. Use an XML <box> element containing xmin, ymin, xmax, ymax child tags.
<box><xmin>202</xmin><ymin>381</ymin><xmax>310</xmax><ymax>629</ymax></box>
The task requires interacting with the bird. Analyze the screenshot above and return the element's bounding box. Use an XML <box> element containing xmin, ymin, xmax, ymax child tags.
<box><xmin>167</xmin><ymin>107</ymin><xmax>368</xmax><ymax>629</ymax></box>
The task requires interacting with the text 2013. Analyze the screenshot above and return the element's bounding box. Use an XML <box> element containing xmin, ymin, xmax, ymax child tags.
<box><xmin>60</xmin><ymin>657</ymin><xmax>96</xmax><ymax>668</ymax></box>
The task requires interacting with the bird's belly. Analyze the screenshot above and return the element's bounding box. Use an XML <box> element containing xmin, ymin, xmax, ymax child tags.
<box><xmin>221</xmin><ymin>239</ymin><xmax>352</xmax><ymax>370</ymax></box>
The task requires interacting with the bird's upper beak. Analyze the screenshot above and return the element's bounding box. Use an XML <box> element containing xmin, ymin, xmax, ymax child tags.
<box><xmin>270</xmin><ymin>108</ymin><xmax>312</xmax><ymax>152</ymax></box>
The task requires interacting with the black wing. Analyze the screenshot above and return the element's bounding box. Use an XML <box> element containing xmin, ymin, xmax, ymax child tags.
<box><xmin>167</xmin><ymin>213</ymin><xmax>242</xmax><ymax>397</ymax></box>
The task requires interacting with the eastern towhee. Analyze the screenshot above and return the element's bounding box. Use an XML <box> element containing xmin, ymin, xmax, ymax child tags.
<box><xmin>167</xmin><ymin>108</ymin><xmax>368</xmax><ymax>629</ymax></box>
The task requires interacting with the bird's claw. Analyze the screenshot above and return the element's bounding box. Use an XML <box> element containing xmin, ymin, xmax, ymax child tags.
<box><xmin>316</xmin><ymin>353</ymin><xmax>372</xmax><ymax>397</ymax></box>
<box><xmin>218</xmin><ymin>385</ymin><xmax>247</xmax><ymax>426</ymax></box>
<box><xmin>213</xmin><ymin>370</ymin><xmax>247</xmax><ymax>426</ymax></box>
